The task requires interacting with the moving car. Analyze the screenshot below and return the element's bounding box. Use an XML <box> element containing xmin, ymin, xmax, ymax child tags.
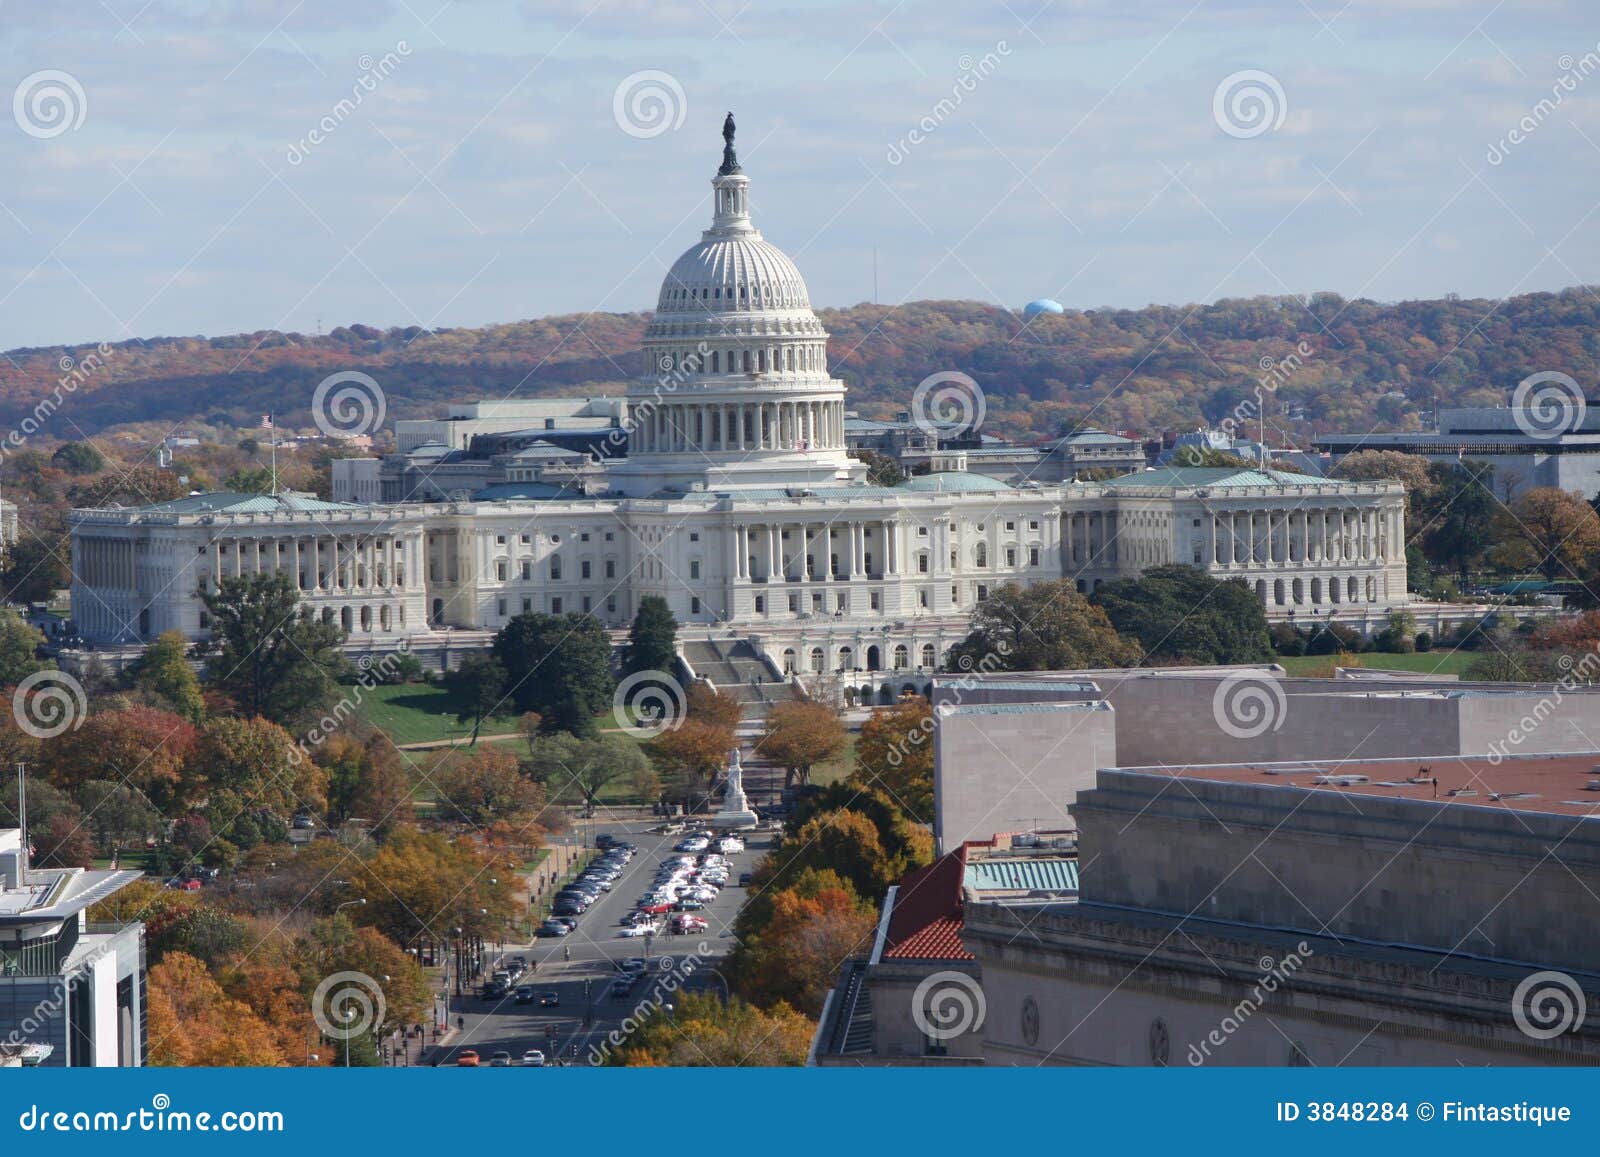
<box><xmin>539</xmin><ymin>991</ymin><xmax>560</xmax><ymax>1007</ymax></box>
<box><xmin>538</xmin><ymin>919</ymin><xmax>571</xmax><ymax>937</ymax></box>
<box><xmin>515</xmin><ymin>985</ymin><xmax>535</xmax><ymax>1004</ymax></box>
<box><xmin>489</xmin><ymin>1051</ymin><xmax>513</xmax><ymax>1067</ymax></box>
<box><xmin>456</xmin><ymin>1050</ymin><xmax>480</xmax><ymax>1067</ymax></box>
<box><xmin>521</xmin><ymin>1049</ymin><xmax>545</xmax><ymax>1067</ymax></box>
<box><xmin>619</xmin><ymin>921</ymin><xmax>658</xmax><ymax>938</ymax></box>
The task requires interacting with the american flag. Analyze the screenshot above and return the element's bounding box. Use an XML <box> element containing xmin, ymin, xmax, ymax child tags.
<box><xmin>261</xmin><ymin>413</ymin><xmax>273</xmax><ymax>429</ymax></box>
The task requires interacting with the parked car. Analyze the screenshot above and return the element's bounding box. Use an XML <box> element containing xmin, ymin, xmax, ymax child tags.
<box><xmin>538</xmin><ymin>919</ymin><xmax>571</xmax><ymax>937</ymax></box>
<box><xmin>521</xmin><ymin>1049</ymin><xmax>545</xmax><ymax>1067</ymax></box>
<box><xmin>489</xmin><ymin>1051</ymin><xmax>513</xmax><ymax>1067</ymax></box>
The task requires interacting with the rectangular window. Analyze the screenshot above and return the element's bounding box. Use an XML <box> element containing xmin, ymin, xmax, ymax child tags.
<box><xmin>977</xmin><ymin>584</ymin><xmax>989</xmax><ymax>602</ymax></box>
<box><xmin>580</xmin><ymin>533</ymin><xmax>590</xmax><ymax>542</ymax></box>
<box><xmin>605</xmin><ymin>560</ymin><xmax>615</xmax><ymax>579</ymax></box>
<box><xmin>581</xmin><ymin>560</ymin><xmax>591</xmax><ymax>579</ymax></box>
<box><xmin>496</xmin><ymin>598</ymin><xmax>506</xmax><ymax>616</ymax></box>
<box><xmin>691</xmin><ymin>597</ymin><xmax>701</xmax><ymax>614</ymax></box>
<box><xmin>1006</xmin><ymin>548</ymin><xmax>1016</xmax><ymax>567</ymax></box>
<box><xmin>1005</xmin><ymin>521</ymin><xmax>1015</xmax><ymax>531</ymax></box>
<box><xmin>870</xmin><ymin>592</ymin><xmax>880</xmax><ymax>610</ymax></box>
<box><xmin>689</xmin><ymin>532</ymin><xmax>700</xmax><ymax>542</ymax></box>
<box><xmin>521</xmin><ymin>561</ymin><xmax>532</xmax><ymax>581</ymax></box>
<box><xmin>1029</xmin><ymin>546</ymin><xmax>1040</xmax><ymax>566</ymax></box>
<box><xmin>551</xmin><ymin>597</ymin><xmax>563</xmax><ymax>614</ymax></box>
<box><xmin>606</xmin><ymin>596</ymin><xmax>616</xmax><ymax>613</ymax></box>
<box><xmin>918</xmin><ymin>589</ymin><xmax>929</xmax><ymax>609</ymax></box>
<box><xmin>755</xmin><ymin>595</ymin><xmax>765</xmax><ymax>613</ymax></box>
<box><xmin>918</xmin><ymin>554</ymin><xmax>929</xmax><ymax>574</ymax></box>
<box><xmin>522</xmin><ymin>598</ymin><xmax>531</xmax><ymax>613</ymax></box>
<box><xmin>496</xmin><ymin>535</ymin><xmax>506</xmax><ymax>545</ymax></box>
<box><xmin>918</xmin><ymin>526</ymin><xmax>929</xmax><ymax>536</ymax></box>
<box><xmin>689</xmin><ymin>560</ymin><xmax>700</xmax><ymax>579</ymax></box>
<box><xmin>788</xmin><ymin>594</ymin><xmax>799</xmax><ymax>612</ymax></box>
<box><xmin>521</xmin><ymin>534</ymin><xmax>531</xmax><ymax>544</ymax></box>
<box><xmin>496</xmin><ymin>561</ymin><xmax>507</xmax><ymax>581</ymax></box>
<box><xmin>1029</xmin><ymin>520</ymin><xmax>1039</xmax><ymax>531</ymax></box>
<box><xmin>551</xmin><ymin>559</ymin><xmax>562</xmax><ymax>581</ymax></box>
<box><xmin>583</xmin><ymin>596</ymin><xmax>591</xmax><ymax>613</ymax></box>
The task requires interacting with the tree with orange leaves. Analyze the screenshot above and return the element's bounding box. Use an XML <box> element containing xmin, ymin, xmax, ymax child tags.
<box><xmin>647</xmin><ymin>718</ymin><xmax>736</xmax><ymax>803</ymax></box>
<box><xmin>758</xmin><ymin>699</ymin><xmax>846</xmax><ymax>789</ymax></box>
<box><xmin>727</xmin><ymin>869</ymin><xmax>874</xmax><ymax>1015</ymax></box>
<box><xmin>147</xmin><ymin>951</ymin><xmax>287</xmax><ymax>1066</ymax></box>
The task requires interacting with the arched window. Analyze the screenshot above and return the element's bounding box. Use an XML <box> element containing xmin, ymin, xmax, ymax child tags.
<box><xmin>893</xmin><ymin>644</ymin><xmax>909</xmax><ymax>670</ymax></box>
<box><xmin>782</xmin><ymin>648</ymin><xmax>797</xmax><ymax>674</ymax></box>
<box><xmin>1274</xmin><ymin>579</ymin><xmax>1285</xmax><ymax>605</ymax></box>
<box><xmin>920</xmin><ymin>644</ymin><xmax>935</xmax><ymax>668</ymax></box>
<box><xmin>360</xmin><ymin>606</ymin><xmax>372</xmax><ymax>631</ymax></box>
<box><xmin>808</xmin><ymin>647</ymin><xmax>824</xmax><ymax>673</ymax></box>
<box><xmin>1348</xmin><ymin>576</ymin><xmax>1359</xmax><ymax>602</ymax></box>
<box><xmin>975</xmin><ymin>543</ymin><xmax>988</xmax><ymax>568</ymax></box>
<box><xmin>711</xmin><ymin>350</ymin><xmax>720</xmax><ymax>372</ymax></box>
<box><xmin>838</xmin><ymin>646</ymin><xmax>854</xmax><ymax>671</ymax></box>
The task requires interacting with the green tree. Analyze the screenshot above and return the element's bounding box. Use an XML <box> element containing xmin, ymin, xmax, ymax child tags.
<box><xmin>75</xmin><ymin>779</ymin><xmax>161</xmax><ymax>858</ymax></box>
<box><xmin>0</xmin><ymin>610</ymin><xmax>48</xmax><ymax>685</ymax></box>
<box><xmin>946</xmin><ymin>580</ymin><xmax>1140</xmax><ymax>672</ymax></box>
<box><xmin>1091</xmin><ymin>564</ymin><xmax>1273</xmax><ymax>665</ymax></box>
<box><xmin>0</xmin><ymin>532</ymin><xmax>70</xmax><ymax>604</ymax></box>
<box><xmin>200</xmin><ymin>571</ymin><xmax>347</xmax><ymax>721</ymax></box>
<box><xmin>491</xmin><ymin>612</ymin><xmax>614</xmax><ymax>737</ymax></box>
<box><xmin>1421</xmin><ymin>460</ymin><xmax>1496</xmax><ymax>579</ymax></box>
<box><xmin>853</xmin><ymin>449</ymin><xmax>904</xmax><ymax>487</ymax></box>
<box><xmin>523</xmin><ymin>731</ymin><xmax>652</xmax><ymax>816</ymax></box>
<box><xmin>623</xmin><ymin>596</ymin><xmax>678</xmax><ymax>677</ymax></box>
<box><xmin>129</xmin><ymin>629</ymin><xmax>205</xmax><ymax>720</ymax></box>
<box><xmin>224</xmin><ymin>467</ymin><xmax>274</xmax><ymax>494</ymax></box>
<box><xmin>51</xmin><ymin>440</ymin><xmax>105</xmax><ymax>475</ymax></box>
<box><xmin>445</xmin><ymin>652</ymin><xmax>506</xmax><ymax>745</ymax></box>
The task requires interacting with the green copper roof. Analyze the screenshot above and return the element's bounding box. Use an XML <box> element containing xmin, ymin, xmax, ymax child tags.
<box><xmin>1101</xmin><ymin>466</ymin><xmax>1325</xmax><ymax>489</ymax></box>
<box><xmin>964</xmin><ymin>857</ymin><xmax>1079</xmax><ymax>894</ymax></box>
<box><xmin>114</xmin><ymin>491</ymin><xmax>365</xmax><ymax>515</ymax></box>
<box><xmin>898</xmin><ymin>471</ymin><xmax>1012</xmax><ymax>493</ymax></box>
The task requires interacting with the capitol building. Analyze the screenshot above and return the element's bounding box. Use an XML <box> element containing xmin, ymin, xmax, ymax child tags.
<box><xmin>69</xmin><ymin>123</ymin><xmax>1409</xmax><ymax>680</ymax></box>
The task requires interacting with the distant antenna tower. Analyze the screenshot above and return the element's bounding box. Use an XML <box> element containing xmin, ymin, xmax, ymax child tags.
<box><xmin>316</xmin><ymin>316</ymin><xmax>323</xmax><ymax>338</ymax></box>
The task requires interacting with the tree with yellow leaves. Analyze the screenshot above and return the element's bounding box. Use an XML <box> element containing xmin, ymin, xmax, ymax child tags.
<box><xmin>147</xmin><ymin>952</ymin><xmax>287</xmax><ymax>1067</ymax></box>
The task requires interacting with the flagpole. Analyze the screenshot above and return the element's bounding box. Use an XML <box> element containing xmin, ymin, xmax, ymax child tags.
<box><xmin>269</xmin><ymin>414</ymin><xmax>278</xmax><ymax>496</ymax></box>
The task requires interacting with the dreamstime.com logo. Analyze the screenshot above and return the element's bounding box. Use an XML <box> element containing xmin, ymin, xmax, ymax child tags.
<box><xmin>312</xmin><ymin>370</ymin><xmax>386</xmax><ymax>439</ymax></box>
<box><xmin>612</xmin><ymin>670</ymin><xmax>688</xmax><ymax>738</ymax></box>
<box><xmin>16</xmin><ymin>1094</ymin><xmax>284</xmax><ymax>1133</ymax></box>
<box><xmin>1212</xmin><ymin>70</ymin><xmax>1287</xmax><ymax>139</ymax></box>
<box><xmin>909</xmin><ymin>370</ymin><xmax>985</xmax><ymax>440</ymax></box>
<box><xmin>12</xmin><ymin>669</ymin><xmax>87</xmax><ymax>739</ymax></box>
<box><xmin>1511</xmin><ymin>970</ymin><xmax>1587</xmax><ymax>1041</ymax></box>
<box><xmin>312</xmin><ymin>971</ymin><xmax>387</xmax><ymax>1040</ymax></box>
<box><xmin>1511</xmin><ymin>370</ymin><xmax>1586</xmax><ymax>440</ymax></box>
<box><xmin>1211</xmin><ymin>671</ymin><xmax>1287</xmax><ymax>740</ymax></box>
<box><xmin>613</xmin><ymin>70</ymin><xmax>687</xmax><ymax>139</ymax></box>
<box><xmin>911</xmin><ymin>970</ymin><xmax>986</xmax><ymax>1041</ymax></box>
<box><xmin>12</xmin><ymin>69</ymin><xmax>87</xmax><ymax>139</ymax></box>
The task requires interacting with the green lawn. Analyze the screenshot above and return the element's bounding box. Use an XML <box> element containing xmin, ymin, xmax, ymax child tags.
<box><xmin>356</xmin><ymin>682</ymin><xmax>522</xmax><ymax>746</ymax></box>
<box><xmin>1277</xmin><ymin>650</ymin><xmax>1479</xmax><ymax>679</ymax></box>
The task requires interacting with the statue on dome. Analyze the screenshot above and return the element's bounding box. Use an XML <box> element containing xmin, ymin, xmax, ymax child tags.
<box><xmin>719</xmin><ymin>111</ymin><xmax>741</xmax><ymax>175</ymax></box>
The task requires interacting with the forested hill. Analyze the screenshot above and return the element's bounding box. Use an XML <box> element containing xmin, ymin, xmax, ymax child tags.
<box><xmin>6</xmin><ymin>288</ymin><xmax>1600</xmax><ymax>442</ymax></box>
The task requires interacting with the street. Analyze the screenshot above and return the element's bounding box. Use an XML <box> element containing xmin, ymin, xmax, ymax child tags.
<box><xmin>427</xmin><ymin>818</ymin><xmax>768</xmax><ymax>1066</ymax></box>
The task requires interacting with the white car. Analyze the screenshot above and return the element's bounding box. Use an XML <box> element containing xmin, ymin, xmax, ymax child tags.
<box><xmin>521</xmin><ymin>1049</ymin><xmax>545</xmax><ymax>1067</ymax></box>
<box><xmin>619</xmin><ymin>922</ymin><xmax>659</xmax><ymax>938</ymax></box>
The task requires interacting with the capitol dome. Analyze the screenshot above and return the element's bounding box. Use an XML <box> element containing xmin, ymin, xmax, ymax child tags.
<box><xmin>656</xmin><ymin>236</ymin><xmax>811</xmax><ymax>315</ymax></box>
<box><xmin>613</xmin><ymin>114</ymin><xmax>859</xmax><ymax>496</ymax></box>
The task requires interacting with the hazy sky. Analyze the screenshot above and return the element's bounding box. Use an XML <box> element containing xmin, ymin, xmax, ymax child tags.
<box><xmin>2</xmin><ymin>0</ymin><xmax>1598</xmax><ymax>348</ymax></box>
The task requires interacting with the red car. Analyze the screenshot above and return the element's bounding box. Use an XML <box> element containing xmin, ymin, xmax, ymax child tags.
<box><xmin>640</xmin><ymin>901</ymin><xmax>673</xmax><ymax>915</ymax></box>
<box><xmin>456</xmin><ymin>1050</ymin><xmax>480</xmax><ymax>1067</ymax></box>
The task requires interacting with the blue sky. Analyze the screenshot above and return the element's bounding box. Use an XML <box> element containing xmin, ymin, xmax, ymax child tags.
<box><xmin>1</xmin><ymin>0</ymin><xmax>1597</xmax><ymax>348</ymax></box>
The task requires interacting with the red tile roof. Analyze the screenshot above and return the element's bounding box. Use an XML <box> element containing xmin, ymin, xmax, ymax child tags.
<box><xmin>883</xmin><ymin>845</ymin><xmax>974</xmax><ymax>961</ymax></box>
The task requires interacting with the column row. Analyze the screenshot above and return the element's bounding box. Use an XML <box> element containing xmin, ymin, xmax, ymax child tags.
<box><xmin>212</xmin><ymin>534</ymin><xmax>411</xmax><ymax>591</ymax></box>
<box><xmin>633</xmin><ymin>399</ymin><xmax>844</xmax><ymax>453</ymax></box>
<box><xmin>1210</xmin><ymin>506</ymin><xmax>1400</xmax><ymax>567</ymax></box>
<box><xmin>730</xmin><ymin>520</ymin><xmax>901</xmax><ymax>581</ymax></box>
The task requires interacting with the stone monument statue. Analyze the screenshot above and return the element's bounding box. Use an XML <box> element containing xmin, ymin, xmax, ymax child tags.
<box><xmin>713</xmin><ymin>745</ymin><xmax>758</xmax><ymax>830</ymax></box>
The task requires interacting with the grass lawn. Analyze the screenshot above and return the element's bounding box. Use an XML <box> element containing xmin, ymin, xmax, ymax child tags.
<box><xmin>358</xmin><ymin>682</ymin><xmax>523</xmax><ymax>746</ymax></box>
<box><xmin>1277</xmin><ymin>650</ymin><xmax>1480</xmax><ymax>679</ymax></box>
<box><xmin>809</xmin><ymin>735</ymin><xmax>858</xmax><ymax>787</ymax></box>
